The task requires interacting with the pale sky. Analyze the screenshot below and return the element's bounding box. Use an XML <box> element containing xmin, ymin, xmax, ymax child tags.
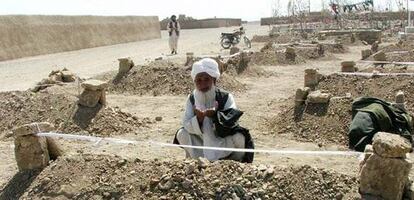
<box><xmin>0</xmin><ymin>0</ymin><xmax>411</xmax><ymax>21</ymax></box>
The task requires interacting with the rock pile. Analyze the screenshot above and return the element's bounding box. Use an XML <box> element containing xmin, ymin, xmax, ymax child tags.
<box><xmin>32</xmin><ymin>68</ymin><xmax>77</xmax><ymax>92</ymax></box>
<box><xmin>21</xmin><ymin>155</ymin><xmax>359</xmax><ymax>199</ymax></box>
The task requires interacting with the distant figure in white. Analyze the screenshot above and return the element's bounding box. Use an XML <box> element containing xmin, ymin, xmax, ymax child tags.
<box><xmin>167</xmin><ymin>15</ymin><xmax>180</xmax><ymax>55</ymax></box>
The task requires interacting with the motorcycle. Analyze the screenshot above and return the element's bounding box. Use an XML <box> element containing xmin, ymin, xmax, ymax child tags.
<box><xmin>220</xmin><ymin>27</ymin><xmax>251</xmax><ymax>49</ymax></box>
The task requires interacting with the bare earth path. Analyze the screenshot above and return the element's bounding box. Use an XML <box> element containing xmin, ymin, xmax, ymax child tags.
<box><xmin>0</xmin><ymin>24</ymin><xmax>269</xmax><ymax>92</ymax></box>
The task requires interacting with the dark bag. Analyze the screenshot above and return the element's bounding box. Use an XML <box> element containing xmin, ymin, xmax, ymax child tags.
<box><xmin>349</xmin><ymin>97</ymin><xmax>413</xmax><ymax>152</ymax></box>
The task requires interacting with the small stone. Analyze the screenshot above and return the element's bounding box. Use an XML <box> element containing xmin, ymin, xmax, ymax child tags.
<box><xmin>373</xmin><ymin>50</ymin><xmax>386</xmax><ymax>61</ymax></box>
<box><xmin>372</xmin><ymin>132</ymin><xmax>412</xmax><ymax>158</ymax></box>
<box><xmin>61</xmin><ymin>70</ymin><xmax>76</xmax><ymax>82</ymax></box>
<box><xmin>304</xmin><ymin>68</ymin><xmax>320</xmax><ymax>89</ymax></box>
<box><xmin>295</xmin><ymin>87</ymin><xmax>311</xmax><ymax>106</ymax></box>
<box><xmin>307</xmin><ymin>90</ymin><xmax>331</xmax><ymax>104</ymax></box>
<box><xmin>78</xmin><ymin>89</ymin><xmax>102</xmax><ymax>108</ymax></box>
<box><xmin>118</xmin><ymin>57</ymin><xmax>134</xmax><ymax>74</ymax></box>
<box><xmin>182</xmin><ymin>179</ymin><xmax>192</xmax><ymax>189</ymax></box>
<box><xmin>197</xmin><ymin>157</ymin><xmax>210</xmax><ymax>168</ymax></box>
<box><xmin>185</xmin><ymin>163</ymin><xmax>196</xmax><ymax>175</ymax></box>
<box><xmin>396</xmin><ymin>91</ymin><xmax>405</xmax><ymax>104</ymax></box>
<box><xmin>155</xmin><ymin>117</ymin><xmax>163</xmax><ymax>121</ymax></box>
<box><xmin>341</xmin><ymin>61</ymin><xmax>356</xmax><ymax>72</ymax></box>
<box><xmin>158</xmin><ymin>180</ymin><xmax>174</xmax><ymax>191</ymax></box>
<box><xmin>361</xmin><ymin>49</ymin><xmax>372</xmax><ymax>60</ymax></box>
<box><xmin>81</xmin><ymin>80</ymin><xmax>108</xmax><ymax>91</ymax></box>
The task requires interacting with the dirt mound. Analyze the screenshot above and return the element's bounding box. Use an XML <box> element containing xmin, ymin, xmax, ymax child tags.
<box><xmin>19</xmin><ymin>154</ymin><xmax>359</xmax><ymax>199</ymax></box>
<box><xmin>269</xmin><ymin>74</ymin><xmax>414</xmax><ymax>146</ymax></box>
<box><xmin>379</xmin><ymin>42</ymin><xmax>414</xmax><ymax>53</ymax></box>
<box><xmin>103</xmin><ymin>66</ymin><xmax>246</xmax><ymax>96</ymax></box>
<box><xmin>250</xmin><ymin>41</ymin><xmax>344</xmax><ymax>66</ymax></box>
<box><xmin>360</xmin><ymin>66</ymin><xmax>414</xmax><ymax>73</ymax></box>
<box><xmin>251</xmin><ymin>33</ymin><xmax>302</xmax><ymax>44</ymax></box>
<box><xmin>318</xmin><ymin>74</ymin><xmax>414</xmax><ymax>112</ymax></box>
<box><xmin>222</xmin><ymin>53</ymin><xmax>271</xmax><ymax>77</ymax></box>
<box><xmin>270</xmin><ymin>97</ymin><xmax>353</xmax><ymax>146</ymax></box>
<box><xmin>367</xmin><ymin>50</ymin><xmax>414</xmax><ymax>63</ymax></box>
<box><xmin>322</xmin><ymin>42</ymin><xmax>349</xmax><ymax>54</ymax></box>
<box><xmin>0</xmin><ymin>88</ymin><xmax>152</xmax><ymax>138</ymax></box>
<box><xmin>367</xmin><ymin>42</ymin><xmax>414</xmax><ymax>62</ymax></box>
<box><xmin>250</xmin><ymin>51</ymin><xmax>306</xmax><ymax>66</ymax></box>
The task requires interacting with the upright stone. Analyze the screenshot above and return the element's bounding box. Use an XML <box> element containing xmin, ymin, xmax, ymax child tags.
<box><xmin>373</xmin><ymin>50</ymin><xmax>386</xmax><ymax>62</ymax></box>
<box><xmin>304</xmin><ymin>68</ymin><xmax>320</xmax><ymax>89</ymax></box>
<box><xmin>360</xmin><ymin>154</ymin><xmax>412</xmax><ymax>200</ymax></box>
<box><xmin>350</xmin><ymin>33</ymin><xmax>356</xmax><ymax>43</ymax></box>
<box><xmin>307</xmin><ymin>90</ymin><xmax>331</xmax><ymax>104</ymax></box>
<box><xmin>396</xmin><ymin>91</ymin><xmax>405</xmax><ymax>104</ymax></box>
<box><xmin>360</xmin><ymin>132</ymin><xmax>413</xmax><ymax>200</ymax></box>
<box><xmin>295</xmin><ymin>87</ymin><xmax>311</xmax><ymax>106</ymax></box>
<box><xmin>341</xmin><ymin>61</ymin><xmax>356</xmax><ymax>72</ymax></box>
<box><xmin>395</xmin><ymin>91</ymin><xmax>406</xmax><ymax>110</ymax></box>
<box><xmin>371</xmin><ymin>41</ymin><xmax>379</xmax><ymax>53</ymax></box>
<box><xmin>185</xmin><ymin>52</ymin><xmax>195</xmax><ymax>66</ymax></box>
<box><xmin>361</xmin><ymin>49</ymin><xmax>372</xmax><ymax>60</ymax></box>
<box><xmin>79</xmin><ymin>80</ymin><xmax>108</xmax><ymax>107</ymax></box>
<box><xmin>285</xmin><ymin>47</ymin><xmax>296</xmax><ymax>61</ymax></box>
<box><xmin>118</xmin><ymin>57</ymin><xmax>134</xmax><ymax>75</ymax></box>
<box><xmin>372</xmin><ymin>132</ymin><xmax>411</xmax><ymax>158</ymax></box>
<box><xmin>14</xmin><ymin>123</ymin><xmax>54</xmax><ymax>171</ymax></box>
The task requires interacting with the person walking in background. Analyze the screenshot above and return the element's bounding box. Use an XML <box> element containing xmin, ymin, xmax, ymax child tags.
<box><xmin>167</xmin><ymin>15</ymin><xmax>180</xmax><ymax>55</ymax></box>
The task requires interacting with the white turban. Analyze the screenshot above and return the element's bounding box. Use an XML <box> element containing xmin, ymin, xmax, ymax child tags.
<box><xmin>191</xmin><ymin>58</ymin><xmax>221</xmax><ymax>81</ymax></box>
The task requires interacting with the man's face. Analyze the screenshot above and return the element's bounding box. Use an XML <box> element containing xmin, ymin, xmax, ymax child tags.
<box><xmin>195</xmin><ymin>73</ymin><xmax>214</xmax><ymax>93</ymax></box>
<box><xmin>171</xmin><ymin>16</ymin><xmax>176</xmax><ymax>21</ymax></box>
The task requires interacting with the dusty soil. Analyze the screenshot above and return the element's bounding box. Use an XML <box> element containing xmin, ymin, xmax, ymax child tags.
<box><xmin>12</xmin><ymin>154</ymin><xmax>359</xmax><ymax>200</ymax></box>
<box><xmin>359</xmin><ymin>65</ymin><xmax>414</xmax><ymax>73</ymax></box>
<box><xmin>0</xmin><ymin>24</ymin><xmax>403</xmax><ymax>200</ymax></box>
<box><xmin>270</xmin><ymin>73</ymin><xmax>414</xmax><ymax>147</ymax></box>
<box><xmin>269</xmin><ymin>97</ymin><xmax>353</xmax><ymax>147</ymax></box>
<box><xmin>98</xmin><ymin>65</ymin><xmax>246</xmax><ymax>96</ymax></box>
<box><xmin>250</xmin><ymin>40</ymin><xmax>346</xmax><ymax>66</ymax></box>
<box><xmin>319</xmin><ymin>74</ymin><xmax>414</xmax><ymax>113</ymax></box>
<box><xmin>251</xmin><ymin>33</ymin><xmax>302</xmax><ymax>44</ymax></box>
<box><xmin>0</xmin><ymin>87</ymin><xmax>153</xmax><ymax>138</ymax></box>
<box><xmin>366</xmin><ymin>41</ymin><xmax>414</xmax><ymax>62</ymax></box>
<box><xmin>250</xmin><ymin>51</ymin><xmax>307</xmax><ymax>66</ymax></box>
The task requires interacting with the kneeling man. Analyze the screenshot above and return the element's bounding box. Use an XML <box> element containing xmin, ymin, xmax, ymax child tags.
<box><xmin>174</xmin><ymin>58</ymin><xmax>254</xmax><ymax>163</ymax></box>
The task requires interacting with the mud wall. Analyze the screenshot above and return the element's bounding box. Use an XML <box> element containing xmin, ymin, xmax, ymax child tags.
<box><xmin>161</xmin><ymin>18</ymin><xmax>241</xmax><ymax>30</ymax></box>
<box><xmin>0</xmin><ymin>15</ymin><xmax>161</xmax><ymax>61</ymax></box>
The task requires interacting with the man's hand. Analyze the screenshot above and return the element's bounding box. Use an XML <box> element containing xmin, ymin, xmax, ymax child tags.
<box><xmin>205</xmin><ymin>108</ymin><xmax>216</xmax><ymax>118</ymax></box>
<box><xmin>205</xmin><ymin>102</ymin><xmax>218</xmax><ymax>118</ymax></box>
<box><xmin>194</xmin><ymin>107</ymin><xmax>205</xmax><ymax>124</ymax></box>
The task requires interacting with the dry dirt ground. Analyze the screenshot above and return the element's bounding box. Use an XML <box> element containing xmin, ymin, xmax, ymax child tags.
<box><xmin>0</xmin><ymin>24</ymin><xmax>405</xmax><ymax>199</ymax></box>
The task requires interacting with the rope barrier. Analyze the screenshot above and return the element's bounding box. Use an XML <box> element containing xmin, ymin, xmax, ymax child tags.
<box><xmin>35</xmin><ymin>132</ymin><xmax>362</xmax><ymax>157</ymax></box>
